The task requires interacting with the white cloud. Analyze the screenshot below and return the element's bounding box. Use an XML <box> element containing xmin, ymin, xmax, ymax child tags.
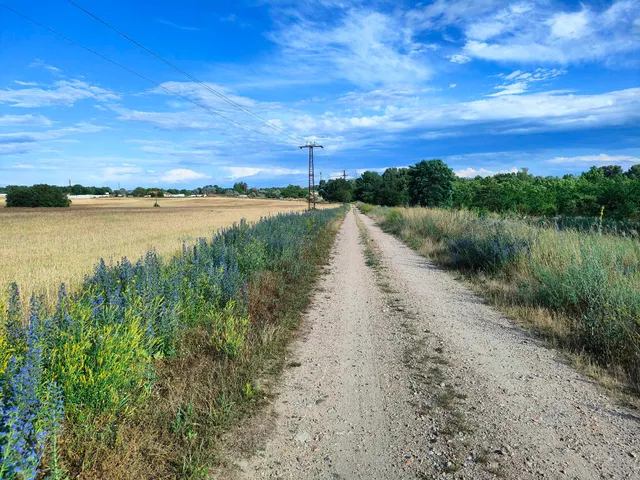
<box><xmin>0</xmin><ymin>80</ymin><xmax>119</xmax><ymax>108</ymax></box>
<box><xmin>546</xmin><ymin>10</ymin><xmax>590</xmax><ymax>40</ymax></box>
<box><xmin>101</xmin><ymin>165</ymin><xmax>144</xmax><ymax>181</ymax></box>
<box><xmin>455</xmin><ymin>167</ymin><xmax>518</xmax><ymax>177</ymax></box>
<box><xmin>0</xmin><ymin>114</ymin><xmax>52</xmax><ymax>126</ymax></box>
<box><xmin>0</xmin><ymin>123</ymin><xmax>106</xmax><ymax>156</ymax></box>
<box><xmin>287</xmin><ymin>87</ymin><xmax>640</xmax><ymax>140</ymax></box>
<box><xmin>159</xmin><ymin>168</ymin><xmax>210</xmax><ymax>183</ymax></box>
<box><xmin>490</xmin><ymin>68</ymin><xmax>567</xmax><ymax>96</ymax></box>
<box><xmin>14</xmin><ymin>80</ymin><xmax>39</xmax><ymax>86</ymax></box>
<box><xmin>29</xmin><ymin>59</ymin><xmax>62</xmax><ymax>73</ymax></box>
<box><xmin>489</xmin><ymin>82</ymin><xmax>528</xmax><ymax>97</ymax></box>
<box><xmin>547</xmin><ymin>154</ymin><xmax>640</xmax><ymax>165</ymax></box>
<box><xmin>221</xmin><ymin>166</ymin><xmax>303</xmax><ymax>180</ymax></box>
<box><xmin>223</xmin><ymin>167</ymin><xmax>262</xmax><ymax>179</ymax></box>
<box><xmin>406</xmin><ymin>0</ymin><xmax>504</xmax><ymax>30</ymax></box>
<box><xmin>267</xmin><ymin>10</ymin><xmax>432</xmax><ymax>87</ymax></box>
<box><xmin>115</xmin><ymin>108</ymin><xmax>224</xmax><ymax>131</ymax></box>
<box><xmin>449</xmin><ymin>54</ymin><xmax>471</xmax><ymax>64</ymax></box>
<box><xmin>458</xmin><ymin>1</ymin><xmax>640</xmax><ymax>64</ymax></box>
<box><xmin>449</xmin><ymin>83</ymin><xmax>457</xmax><ymax>88</ymax></box>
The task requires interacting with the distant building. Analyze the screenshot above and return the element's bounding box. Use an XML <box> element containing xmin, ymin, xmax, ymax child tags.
<box><xmin>164</xmin><ymin>193</ymin><xmax>186</xmax><ymax>198</ymax></box>
<box><xmin>68</xmin><ymin>194</ymin><xmax>111</xmax><ymax>199</ymax></box>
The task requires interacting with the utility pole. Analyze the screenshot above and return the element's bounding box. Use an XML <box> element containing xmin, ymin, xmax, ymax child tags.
<box><xmin>343</xmin><ymin>170</ymin><xmax>347</xmax><ymax>181</ymax></box>
<box><xmin>300</xmin><ymin>142</ymin><xmax>323</xmax><ymax>210</ymax></box>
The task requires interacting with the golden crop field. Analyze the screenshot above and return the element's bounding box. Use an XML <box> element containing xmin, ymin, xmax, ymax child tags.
<box><xmin>0</xmin><ymin>196</ymin><xmax>319</xmax><ymax>302</ymax></box>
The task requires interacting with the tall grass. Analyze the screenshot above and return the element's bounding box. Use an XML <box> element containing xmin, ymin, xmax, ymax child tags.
<box><xmin>367</xmin><ymin>205</ymin><xmax>640</xmax><ymax>389</ymax></box>
<box><xmin>0</xmin><ymin>207</ymin><xmax>344</xmax><ymax>479</ymax></box>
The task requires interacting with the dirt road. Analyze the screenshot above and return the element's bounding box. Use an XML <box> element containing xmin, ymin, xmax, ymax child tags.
<box><xmin>228</xmin><ymin>208</ymin><xmax>639</xmax><ymax>479</ymax></box>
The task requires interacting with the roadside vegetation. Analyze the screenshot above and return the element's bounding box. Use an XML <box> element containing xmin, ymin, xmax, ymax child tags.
<box><xmin>364</xmin><ymin>205</ymin><xmax>640</xmax><ymax>393</ymax></box>
<box><xmin>0</xmin><ymin>207</ymin><xmax>344</xmax><ymax>479</ymax></box>
<box><xmin>321</xmin><ymin>159</ymin><xmax>640</xmax><ymax>223</ymax></box>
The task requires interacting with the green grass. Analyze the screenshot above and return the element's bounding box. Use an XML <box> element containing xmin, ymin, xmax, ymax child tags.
<box><xmin>364</xmin><ymin>205</ymin><xmax>640</xmax><ymax>391</ymax></box>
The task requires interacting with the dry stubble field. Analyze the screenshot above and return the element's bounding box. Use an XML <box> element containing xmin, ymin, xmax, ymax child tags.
<box><xmin>0</xmin><ymin>196</ymin><xmax>317</xmax><ymax>302</ymax></box>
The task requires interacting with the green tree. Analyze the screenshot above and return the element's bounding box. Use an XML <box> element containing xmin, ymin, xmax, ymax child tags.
<box><xmin>132</xmin><ymin>187</ymin><xmax>147</xmax><ymax>197</ymax></box>
<box><xmin>407</xmin><ymin>159</ymin><xmax>455</xmax><ymax>207</ymax></box>
<box><xmin>353</xmin><ymin>171</ymin><xmax>382</xmax><ymax>204</ymax></box>
<box><xmin>280</xmin><ymin>184</ymin><xmax>307</xmax><ymax>198</ymax></box>
<box><xmin>6</xmin><ymin>184</ymin><xmax>71</xmax><ymax>207</ymax></box>
<box><xmin>378</xmin><ymin>168</ymin><xmax>409</xmax><ymax>206</ymax></box>
<box><xmin>233</xmin><ymin>182</ymin><xmax>249</xmax><ymax>194</ymax></box>
<box><xmin>626</xmin><ymin>164</ymin><xmax>640</xmax><ymax>179</ymax></box>
<box><xmin>319</xmin><ymin>178</ymin><xmax>353</xmax><ymax>203</ymax></box>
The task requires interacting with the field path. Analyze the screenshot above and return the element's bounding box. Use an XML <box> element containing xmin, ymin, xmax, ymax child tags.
<box><xmin>230</xmin><ymin>208</ymin><xmax>639</xmax><ymax>479</ymax></box>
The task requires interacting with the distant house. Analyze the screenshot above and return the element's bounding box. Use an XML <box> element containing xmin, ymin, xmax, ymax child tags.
<box><xmin>238</xmin><ymin>194</ymin><xmax>249</xmax><ymax>198</ymax></box>
<box><xmin>67</xmin><ymin>194</ymin><xmax>111</xmax><ymax>199</ymax></box>
<box><xmin>164</xmin><ymin>193</ymin><xmax>186</xmax><ymax>198</ymax></box>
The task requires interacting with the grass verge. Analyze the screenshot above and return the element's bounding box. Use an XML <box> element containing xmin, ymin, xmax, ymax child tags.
<box><xmin>362</xmin><ymin>204</ymin><xmax>640</xmax><ymax>401</ymax></box>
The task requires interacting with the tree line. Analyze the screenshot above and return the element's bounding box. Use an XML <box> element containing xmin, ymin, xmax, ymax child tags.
<box><xmin>318</xmin><ymin>160</ymin><xmax>640</xmax><ymax>220</ymax></box>
<box><xmin>3</xmin><ymin>182</ymin><xmax>310</xmax><ymax>207</ymax></box>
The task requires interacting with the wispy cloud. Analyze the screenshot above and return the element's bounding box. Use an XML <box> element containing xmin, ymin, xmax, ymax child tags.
<box><xmin>156</xmin><ymin>18</ymin><xmax>199</xmax><ymax>31</ymax></box>
<box><xmin>29</xmin><ymin>59</ymin><xmax>62</xmax><ymax>73</ymax></box>
<box><xmin>490</xmin><ymin>68</ymin><xmax>567</xmax><ymax>97</ymax></box>
<box><xmin>458</xmin><ymin>1</ymin><xmax>640</xmax><ymax>64</ymax></box>
<box><xmin>101</xmin><ymin>165</ymin><xmax>144</xmax><ymax>181</ymax></box>
<box><xmin>449</xmin><ymin>54</ymin><xmax>471</xmax><ymax>64</ymax></box>
<box><xmin>267</xmin><ymin>9</ymin><xmax>433</xmax><ymax>88</ymax></box>
<box><xmin>547</xmin><ymin>153</ymin><xmax>640</xmax><ymax>165</ymax></box>
<box><xmin>455</xmin><ymin>167</ymin><xmax>518</xmax><ymax>177</ymax></box>
<box><xmin>0</xmin><ymin>114</ymin><xmax>52</xmax><ymax>127</ymax></box>
<box><xmin>0</xmin><ymin>79</ymin><xmax>119</xmax><ymax>108</ymax></box>
<box><xmin>160</xmin><ymin>168</ymin><xmax>210</xmax><ymax>183</ymax></box>
<box><xmin>221</xmin><ymin>166</ymin><xmax>303</xmax><ymax>180</ymax></box>
<box><xmin>0</xmin><ymin>123</ymin><xmax>106</xmax><ymax>156</ymax></box>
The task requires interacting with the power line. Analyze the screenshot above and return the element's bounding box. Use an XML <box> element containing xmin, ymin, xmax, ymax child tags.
<box><xmin>0</xmin><ymin>3</ymin><xmax>297</xmax><ymax>146</ymax></box>
<box><xmin>67</xmin><ymin>0</ymin><xmax>307</xmax><ymax>145</ymax></box>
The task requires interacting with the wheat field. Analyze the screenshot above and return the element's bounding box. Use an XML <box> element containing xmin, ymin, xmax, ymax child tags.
<box><xmin>0</xmin><ymin>196</ymin><xmax>318</xmax><ymax>302</ymax></box>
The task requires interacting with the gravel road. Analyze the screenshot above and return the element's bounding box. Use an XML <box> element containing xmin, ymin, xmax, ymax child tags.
<box><xmin>227</xmin><ymin>207</ymin><xmax>639</xmax><ymax>479</ymax></box>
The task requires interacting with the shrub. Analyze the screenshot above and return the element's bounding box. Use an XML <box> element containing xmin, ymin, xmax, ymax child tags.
<box><xmin>6</xmin><ymin>185</ymin><xmax>71</xmax><ymax>208</ymax></box>
<box><xmin>382</xmin><ymin>208</ymin><xmax>407</xmax><ymax>235</ymax></box>
<box><xmin>357</xmin><ymin>203</ymin><xmax>374</xmax><ymax>214</ymax></box>
<box><xmin>446</xmin><ymin>221</ymin><xmax>536</xmax><ymax>272</ymax></box>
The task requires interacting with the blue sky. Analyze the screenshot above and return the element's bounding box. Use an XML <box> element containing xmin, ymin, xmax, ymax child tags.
<box><xmin>0</xmin><ymin>0</ymin><xmax>639</xmax><ymax>188</ymax></box>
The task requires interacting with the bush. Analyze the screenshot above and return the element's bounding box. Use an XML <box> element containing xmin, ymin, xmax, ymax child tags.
<box><xmin>6</xmin><ymin>185</ymin><xmax>71</xmax><ymax>208</ymax></box>
<box><xmin>446</xmin><ymin>221</ymin><xmax>535</xmax><ymax>272</ymax></box>
<box><xmin>382</xmin><ymin>208</ymin><xmax>407</xmax><ymax>235</ymax></box>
